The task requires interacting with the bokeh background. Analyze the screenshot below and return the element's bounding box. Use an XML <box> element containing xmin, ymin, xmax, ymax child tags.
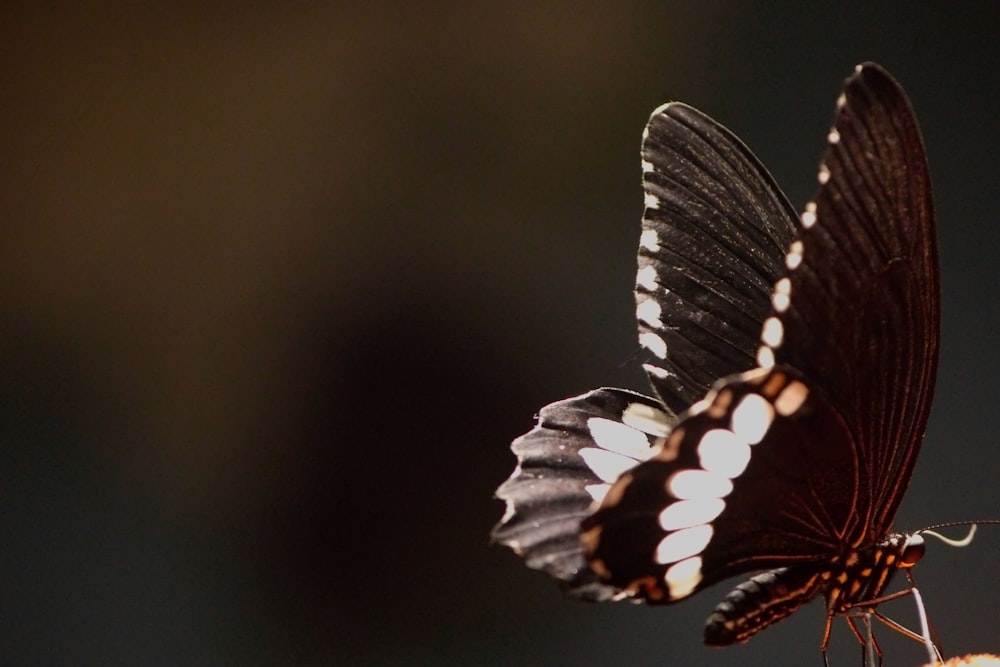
<box><xmin>2</xmin><ymin>3</ymin><xmax>999</xmax><ymax>666</ymax></box>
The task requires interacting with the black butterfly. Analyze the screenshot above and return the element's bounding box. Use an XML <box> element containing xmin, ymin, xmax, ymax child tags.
<box><xmin>492</xmin><ymin>63</ymin><xmax>938</xmax><ymax>658</ymax></box>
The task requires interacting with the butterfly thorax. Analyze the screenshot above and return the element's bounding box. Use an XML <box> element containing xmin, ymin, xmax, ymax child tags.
<box><xmin>704</xmin><ymin>532</ymin><xmax>925</xmax><ymax>645</ymax></box>
<box><xmin>822</xmin><ymin>531</ymin><xmax>925</xmax><ymax>615</ymax></box>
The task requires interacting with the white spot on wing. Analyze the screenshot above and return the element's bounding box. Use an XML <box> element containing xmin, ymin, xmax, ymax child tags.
<box><xmin>644</xmin><ymin>192</ymin><xmax>660</xmax><ymax>209</ymax></box>
<box><xmin>636</xmin><ymin>265</ymin><xmax>658</xmax><ymax>291</ymax></box>
<box><xmin>757</xmin><ymin>345</ymin><xmax>775</xmax><ymax>369</ymax></box>
<box><xmin>586</xmin><ymin>417</ymin><xmax>655</xmax><ymax>460</ymax></box>
<box><xmin>665</xmin><ymin>556</ymin><xmax>703</xmax><ymax>599</ymax></box>
<box><xmin>655</xmin><ymin>524</ymin><xmax>713</xmax><ymax>564</ymax></box>
<box><xmin>686</xmin><ymin>397</ymin><xmax>710</xmax><ymax>416</ymax></box>
<box><xmin>637</xmin><ymin>298</ymin><xmax>664</xmax><ymax>328</ymax></box>
<box><xmin>761</xmin><ymin>317</ymin><xmax>784</xmax><ymax>348</ymax></box>
<box><xmin>775</xmin><ymin>381</ymin><xmax>809</xmax><ymax>416</ymax></box>
<box><xmin>668</xmin><ymin>469</ymin><xmax>733</xmax><ymax>499</ymax></box>
<box><xmin>828</xmin><ymin>128</ymin><xmax>841</xmax><ymax>144</ymax></box>
<box><xmin>639</xmin><ymin>332</ymin><xmax>667</xmax><ymax>359</ymax></box>
<box><xmin>639</xmin><ymin>229</ymin><xmax>660</xmax><ymax>252</ymax></box>
<box><xmin>658</xmin><ymin>498</ymin><xmax>725</xmax><ymax>531</ymax></box>
<box><xmin>801</xmin><ymin>202</ymin><xmax>817</xmax><ymax>228</ymax></box>
<box><xmin>772</xmin><ymin>277</ymin><xmax>791</xmax><ymax>313</ymax></box>
<box><xmin>786</xmin><ymin>240</ymin><xmax>804</xmax><ymax>270</ymax></box>
<box><xmin>641</xmin><ymin>159</ymin><xmax>654</xmax><ymax>173</ymax></box>
<box><xmin>579</xmin><ymin>447</ymin><xmax>639</xmax><ymax>483</ymax></box>
<box><xmin>643</xmin><ymin>363</ymin><xmax>670</xmax><ymax>379</ymax></box>
<box><xmin>622</xmin><ymin>403</ymin><xmax>671</xmax><ymax>437</ymax></box>
<box><xmin>818</xmin><ymin>166</ymin><xmax>830</xmax><ymax>184</ymax></box>
<box><xmin>697</xmin><ymin>429</ymin><xmax>751</xmax><ymax>479</ymax></box>
<box><xmin>731</xmin><ymin>393</ymin><xmax>774</xmax><ymax>445</ymax></box>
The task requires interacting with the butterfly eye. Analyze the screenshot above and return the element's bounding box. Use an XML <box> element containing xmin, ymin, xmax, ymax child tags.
<box><xmin>899</xmin><ymin>534</ymin><xmax>926</xmax><ymax>567</ymax></box>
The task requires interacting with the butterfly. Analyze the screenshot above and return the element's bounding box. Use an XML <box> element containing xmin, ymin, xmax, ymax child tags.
<box><xmin>492</xmin><ymin>63</ymin><xmax>939</xmax><ymax>661</ymax></box>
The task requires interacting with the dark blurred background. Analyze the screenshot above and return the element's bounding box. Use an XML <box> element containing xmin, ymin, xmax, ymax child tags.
<box><xmin>2</xmin><ymin>3</ymin><xmax>999</xmax><ymax>666</ymax></box>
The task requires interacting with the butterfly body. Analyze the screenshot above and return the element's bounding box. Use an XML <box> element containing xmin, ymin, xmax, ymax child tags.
<box><xmin>493</xmin><ymin>63</ymin><xmax>937</xmax><ymax>651</ymax></box>
<box><xmin>704</xmin><ymin>530</ymin><xmax>924</xmax><ymax>645</ymax></box>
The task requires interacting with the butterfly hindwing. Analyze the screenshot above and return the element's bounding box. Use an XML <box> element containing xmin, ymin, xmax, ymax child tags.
<box><xmin>581</xmin><ymin>366</ymin><xmax>859</xmax><ymax>603</ymax></box>
<box><xmin>492</xmin><ymin>388</ymin><xmax>675</xmax><ymax>600</ymax></box>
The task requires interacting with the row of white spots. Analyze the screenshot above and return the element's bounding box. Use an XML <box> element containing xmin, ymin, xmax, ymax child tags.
<box><xmin>757</xmin><ymin>97</ymin><xmax>844</xmax><ymax>367</ymax></box>
<box><xmin>653</xmin><ymin>381</ymin><xmax>802</xmax><ymax>600</ymax></box>
<box><xmin>581</xmin><ymin>403</ymin><xmax>671</xmax><ymax>502</ymax></box>
<box><xmin>636</xmin><ymin>228</ymin><xmax>666</xmax><ymax>359</ymax></box>
<box><xmin>765</xmin><ymin>93</ymin><xmax>844</xmax><ymax>356</ymax></box>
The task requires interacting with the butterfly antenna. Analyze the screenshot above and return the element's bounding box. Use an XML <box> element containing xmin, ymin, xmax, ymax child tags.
<box><xmin>917</xmin><ymin>518</ymin><xmax>1000</xmax><ymax>548</ymax></box>
<box><xmin>919</xmin><ymin>523</ymin><xmax>977</xmax><ymax>547</ymax></box>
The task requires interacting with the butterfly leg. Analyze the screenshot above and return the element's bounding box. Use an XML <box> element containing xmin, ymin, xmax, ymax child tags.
<box><xmin>844</xmin><ymin>575</ymin><xmax>943</xmax><ymax>665</ymax></box>
<box><xmin>820</xmin><ymin>613</ymin><xmax>835</xmax><ymax>667</ymax></box>
<box><xmin>845</xmin><ymin>611</ymin><xmax>883</xmax><ymax>667</ymax></box>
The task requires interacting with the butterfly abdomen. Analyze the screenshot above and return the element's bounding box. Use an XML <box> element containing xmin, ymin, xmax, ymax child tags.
<box><xmin>704</xmin><ymin>567</ymin><xmax>825</xmax><ymax>645</ymax></box>
<box><xmin>705</xmin><ymin>532</ymin><xmax>925</xmax><ymax>645</ymax></box>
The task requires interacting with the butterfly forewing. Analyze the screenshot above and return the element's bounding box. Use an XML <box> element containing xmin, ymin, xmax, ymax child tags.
<box><xmin>638</xmin><ymin>104</ymin><xmax>798</xmax><ymax>415</ymax></box>
<box><xmin>760</xmin><ymin>63</ymin><xmax>938</xmax><ymax>538</ymax></box>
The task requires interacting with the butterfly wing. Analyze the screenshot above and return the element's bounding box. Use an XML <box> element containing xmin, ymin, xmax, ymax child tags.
<box><xmin>762</xmin><ymin>63</ymin><xmax>938</xmax><ymax>539</ymax></box>
<box><xmin>582</xmin><ymin>366</ymin><xmax>859</xmax><ymax>602</ymax></box>
<box><xmin>638</xmin><ymin>103</ymin><xmax>799</xmax><ymax>415</ymax></box>
<box><xmin>583</xmin><ymin>64</ymin><xmax>937</xmax><ymax>607</ymax></box>
<box><xmin>492</xmin><ymin>388</ymin><xmax>674</xmax><ymax>600</ymax></box>
<box><xmin>493</xmin><ymin>102</ymin><xmax>800</xmax><ymax>598</ymax></box>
